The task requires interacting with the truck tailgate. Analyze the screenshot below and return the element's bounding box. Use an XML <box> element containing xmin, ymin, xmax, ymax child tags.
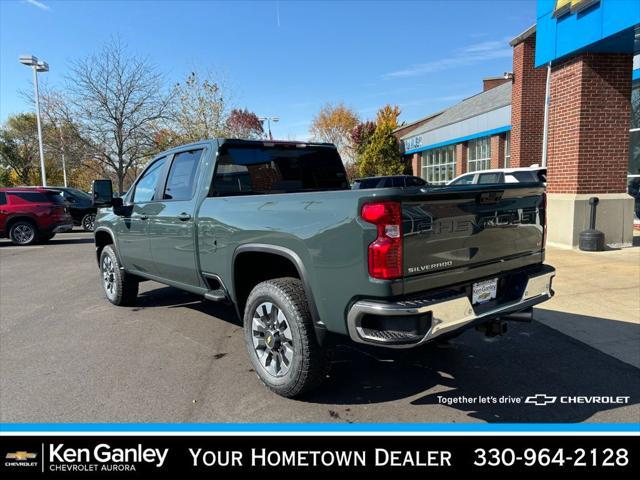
<box><xmin>402</xmin><ymin>184</ymin><xmax>545</xmax><ymax>279</ymax></box>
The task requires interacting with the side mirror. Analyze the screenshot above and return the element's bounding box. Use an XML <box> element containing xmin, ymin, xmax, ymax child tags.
<box><xmin>112</xmin><ymin>196</ymin><xmax>127</xmax><ymax>216</ymax></box>
<box><xmin>92</xmin><ymin>179</ymin><xmax>114</xmax><ymax>207</ymax></box>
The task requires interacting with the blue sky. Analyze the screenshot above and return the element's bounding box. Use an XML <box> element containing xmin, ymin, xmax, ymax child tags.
<box><xmin>1</xmin><ymin>0</ymin><xmax>536</xmax><ymax>140</ymax></box>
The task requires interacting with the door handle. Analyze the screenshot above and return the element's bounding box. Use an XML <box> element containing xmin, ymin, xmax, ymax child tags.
<box><xmin>139</xmin><ymin>215</ymin><xmax>149</xmax><ymax>220</ymax></box>
<box><xmin>177</xmin><ymin>212</ymin><xmax>191</xmax><ymax>221</ymax></box>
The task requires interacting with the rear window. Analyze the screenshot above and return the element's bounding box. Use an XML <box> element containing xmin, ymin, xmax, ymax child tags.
<box><xmin>0</xmin><ymin>192</ymin><xmax>6</xmax><ymax>206</ymax></box>
<box><xmin>7</xmin><ymin>191</ymin><xmax>65</xmax><ymax>204</ymax></box>
<box><xmin>512</xmin><ymin>171</ymin><xmax>536</xmax><ymax>183</ymax></box>
<box><xmin>212</xmin><ymin>144</ymin><xmax>348</xmax><ymax>196</ymax></box>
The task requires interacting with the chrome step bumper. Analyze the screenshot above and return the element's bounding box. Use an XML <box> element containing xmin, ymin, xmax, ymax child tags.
<box><xmin>347</xmin><ymin>266</ymin><xmax>555</xmax><ymax>348</ymax></box>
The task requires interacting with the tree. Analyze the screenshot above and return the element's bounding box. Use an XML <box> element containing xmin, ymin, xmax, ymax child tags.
<box><xmin>170</xmin><ymin>70</ymin><xmax>230</xmax><ymax>144</ymax></box>
<box><xmin>350</xmin><ymin>120</ymin><xmax>376</xmax><ymax>157</ymax></box>
<box><xmin>343</xmin><ymin>161</ymin><xmax>360</xmax><ymax>182</ymax></box>
<box><xmin>309</xmin><ymin>102</ymin><xmax>359</xmax><ymax>162</ymax></box>
<box><xmin>39</xmin><ymin>88</ymin><xmax>91</xmax><ymax>187</ymax></box>
<box><xmin>226</xmin><ymin>108</ymin><xmax>264</xmax><ymax>139</ymax></box>
<box><xmin>358</xmin><ymin>105</ymin><xmax>404</xmax><ymax>177</ymax></box>
<box><xmin>0</xmin><ymin>113</ymin><xmax>40</xmax><ymax>184</ymax></box>
<box><xmin>67</xmin><ymin>39</ymin><xmax>172</xmax><ymax>193</ymax></box>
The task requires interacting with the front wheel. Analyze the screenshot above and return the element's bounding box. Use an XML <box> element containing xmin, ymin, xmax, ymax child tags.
<box><xmin>244</xmin><ymin>277</ymin><xmax>329</xmax><ymax>398</ymax></box>
<box><xmin>9</xmin><ymin>221</ymin><xmax>38</xmax><ymax>246</ymax></box>
<box><xmin>100</xmin><ymin>245</ymin><xmax>138</xmax><ymax>306</ymax></box>
<box><xmin>82</xmin><ymin>212</ymin><xmax>96</xmax><ymax>232</ymax></box>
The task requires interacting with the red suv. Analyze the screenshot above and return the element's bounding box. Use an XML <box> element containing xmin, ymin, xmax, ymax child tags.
<box><xmin>0</xmin><ymin>187</ymin><xmax>73</xmax><ymax>245</ymax></box>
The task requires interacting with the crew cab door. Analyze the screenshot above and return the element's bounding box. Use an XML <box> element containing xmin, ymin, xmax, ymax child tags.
<box><xmin>116</xmin><ymin>156</ymin><xmax>167</xmax><ymax>275</ymax></box>
<box><xmin>147</xmin><ymin>148</ymin><xmax>204</xmax><ymax>287</ymax></box>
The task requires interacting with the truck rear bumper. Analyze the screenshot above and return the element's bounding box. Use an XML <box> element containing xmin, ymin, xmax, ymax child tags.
<box><xmin>347</xmin><ymin>265</ymin><xmax>555</xmax><ymax>348</ymax></box>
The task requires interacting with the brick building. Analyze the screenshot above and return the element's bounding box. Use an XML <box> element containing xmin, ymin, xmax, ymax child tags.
<box><xmin>398</xmin><ymin>0</ymin><xmax>639</xmax><ymax>248</ymax></box>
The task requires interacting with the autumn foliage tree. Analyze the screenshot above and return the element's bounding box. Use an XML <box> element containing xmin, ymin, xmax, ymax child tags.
<box><xmin>350</xmin><ymin>120</ymin><xmax>376</xmax><ymax>157</ymax></box>
<box><xmin>226</xmin><ymin>108</ymin><xmax>264</xmax><ymax>139</ymax></box>
<box><xmin>357</xmin><ymin>105</ymin><xmax>404</xmax><ymax>177</ymax></box>
<box><xmin>309</xmin><ymin>102</ymin><xmax>359</xmax><ymax>162</ymax></box>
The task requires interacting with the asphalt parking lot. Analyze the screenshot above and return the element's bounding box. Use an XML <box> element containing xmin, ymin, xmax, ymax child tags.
<box><xmin>1</xmin><ymin>231</ymin><xmax>639</xmax><ymax>424</ymax></box>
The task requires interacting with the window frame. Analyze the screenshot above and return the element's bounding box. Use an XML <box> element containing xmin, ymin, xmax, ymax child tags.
<box><xmin>504</xmin><ymin>131</ymin><xmax>511</xmax><ymax>168</ymax></box>
<box><xmin>467</xmin><ymin>137</ymin><xmax>491</xmax><ymax>173</ymax></box>
<box><xmin>420</xmin><ymin>145</ymin><xmax>456</xmax><ymax>185</ymax></box>
<box><xmin>161</xmin><ymin>148</ymin><xmax>204</xmax><ymax>202</ymax></box>
<box><xmin>131</xmin><ymin>156</ymin><xmax>169</xmax><ymax>204</ymax></box>
<box><xmin>210</xmin><ymin>144</ymin><xmax>348</xmax><ymax>197</ymax></box>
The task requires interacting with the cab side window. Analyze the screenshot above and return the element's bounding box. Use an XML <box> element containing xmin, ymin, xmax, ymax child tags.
<box><xmin>0</xmin><ymin>192</ymin><xmax>6</xmax><ymax>205</ymax></box>
<box><xmin>478</xmin><ymin>172</ymin><xmax>504</xmax><ymax>184</ymax></box>
<box><xmin>133</xmin><ymin>157</ymin><xmax>166</xmax><ymax>203</ymax></box>
<box><xmin>163</xmin><ymin>150</ymin><xmax>202</xmax><ymax>200</ymax></box>
<box><xmin>452</xmin><ymin>174</ymin><xmax>475</xmax><ymax>185</ymax></box>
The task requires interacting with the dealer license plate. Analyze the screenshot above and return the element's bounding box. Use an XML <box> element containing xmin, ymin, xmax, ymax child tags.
<box><xmin>472</xmin><ymin>278</ymin><xmax>498</xmax><ymax>304</ymax></box>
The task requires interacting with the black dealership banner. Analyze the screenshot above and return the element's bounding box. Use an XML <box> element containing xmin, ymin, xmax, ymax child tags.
<box><xmin>0</xmin><ymin>435</ymin><xmax>636</xmax><ymax>475</ymax></box>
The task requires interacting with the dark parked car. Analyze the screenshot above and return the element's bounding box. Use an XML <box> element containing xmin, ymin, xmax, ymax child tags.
<box><xmin>55</xmin><ymin>187</ymin><xmax>97</xmax><ymax>231</ymax></box>
<box><xmin>92</xmin><ymin>139</ymin><xmax>554</xmax><ymax>398</ymax></box>
<box><xmin>0</xmin><ymin>187</ymin><xmax>73</xmax><ymax>245</ymax></box>
<box><xmin>352</xmin><ymin>175</ymin><xmax>427</xmax><ymax>189</ymax></box>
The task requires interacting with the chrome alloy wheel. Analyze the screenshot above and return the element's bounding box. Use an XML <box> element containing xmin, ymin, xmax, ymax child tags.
<box><xmin>13</xmin><ymin>224</ymin><xmax>35</xmax><ymax>244</ymax></box>
<box><xmin>102</xmin><ymin>255</ymin><xmax>116</xmax><ymax>298</ymax></box>
<box><xmin>83</xmin><ymin>213</ymin><xmax>96</xmax><ymax>231</ymax></box>
<box><xmin>251</xmin><ymin>302</ymin><xmax>294</xmax><ymax>377</ymax></box>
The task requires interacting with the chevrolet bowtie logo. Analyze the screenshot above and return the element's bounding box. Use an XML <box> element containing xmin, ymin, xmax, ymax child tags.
<box><xmin>6</xmin><ymin>451</ymin><xmax>37</xmax><ymax>461</ymax></box>
<box><xmin>525</xmin><ymin>394</ymin><xmax>557</xmax><ymax>406</ymax></box>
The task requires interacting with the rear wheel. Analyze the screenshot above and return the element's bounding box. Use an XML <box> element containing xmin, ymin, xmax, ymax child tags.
<box><xmin>9</xmin><ymin>221</ymin><xmax>38</xmax><ymax>246</ymax></box>
<box><xmin>244</xmin><ymin>277</ymin><xmax>329</xmax><ymax>398</ymax></box>
<box><xmin>82</xmin><ymin>212</ymin><xmax>96</xmax><ymax>232</ymax></box>
<box><xmin>100</xmin><ymin>245</ymin><xmax>138</xmax><ymax>306</ymax></box>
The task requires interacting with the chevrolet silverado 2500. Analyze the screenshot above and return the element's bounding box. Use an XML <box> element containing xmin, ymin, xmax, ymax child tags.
<box><xmin>92</xmin><ymin>139</ymin><xmax>555</xmax><ymax>397</ymax></box>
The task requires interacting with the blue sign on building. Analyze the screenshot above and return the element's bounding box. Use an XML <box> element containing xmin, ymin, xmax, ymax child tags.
<box><xmin>535</xmin><ymin>0</ymin><xmax>640</xmax><ymax>67</ymax></box>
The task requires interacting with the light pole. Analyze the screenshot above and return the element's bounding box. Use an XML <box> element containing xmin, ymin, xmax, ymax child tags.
<box><xmin>259</xmin><ymin>116</ymin><xmax>279</xmax><ymax>140</ymax></box>
<box><xmin>19</xmin><ymin>55</ymin><xmax>49</xmax><ymax>186</ymax></box>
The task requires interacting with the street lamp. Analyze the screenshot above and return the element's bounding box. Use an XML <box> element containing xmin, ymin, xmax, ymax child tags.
<box><xmin>259</xmin><ymin>116</ymin><xmax>279</xmax><ymax>140</ymax></box>
<box><xmin>19</xmin><ymin>55</ymin><xmax>49</xmax><ymax>186</ymax></box>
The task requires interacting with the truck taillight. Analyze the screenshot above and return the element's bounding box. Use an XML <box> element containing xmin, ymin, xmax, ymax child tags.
<box><xmin>361</xmin><ymin>201</ymin><xmax>403</xmax><ymax>280</ymax></box>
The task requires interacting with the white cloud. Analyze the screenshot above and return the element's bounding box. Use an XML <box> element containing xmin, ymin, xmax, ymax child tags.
<box><xmin>24</xmin><ymin>0</ymin><xmax>50</xmax><ymax>11</ymax></box>
<box><xmin>383</xmin><ymin>38</ymin><xmax>512</xmax><ymax>79</ymax></box>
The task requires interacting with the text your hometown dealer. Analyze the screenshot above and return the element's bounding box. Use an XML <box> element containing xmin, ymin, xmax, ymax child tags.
<box><xmin>50</xmin><ymin>444</ymin><xmax>168</xmax><ymax>468</ymax></box>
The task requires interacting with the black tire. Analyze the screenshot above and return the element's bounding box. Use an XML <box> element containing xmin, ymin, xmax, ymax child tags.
<box><xmin>244</xmin><ymin>277</ymin><xmax>329</xmax><ymax>398</ymax></box>
<box><xmin>8</xmin><ymin>220</ymin><xmax>38</xmax><ymax>246</ymax></box>
<box><xmin>99</xmin><ymin>244</ymin><xmax>139</xmax><ymax>306</ymax></box>
<box><xmin>82</xmin><ymin>212</ymin><xmax>96</xmax><ymax>232</ymax></box>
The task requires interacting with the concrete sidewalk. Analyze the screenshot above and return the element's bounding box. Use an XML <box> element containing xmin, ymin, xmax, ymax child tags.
<box><xmin>535</xmin><ymin>243</ymin><xmax>640</xmax><ymax>369</ymax></box>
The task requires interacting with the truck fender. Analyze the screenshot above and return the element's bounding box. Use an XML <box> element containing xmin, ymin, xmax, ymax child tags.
<box><xmin>232</xmin><ymin>243</ymin><xmax>327</xmax><ymax>345</ymax></box>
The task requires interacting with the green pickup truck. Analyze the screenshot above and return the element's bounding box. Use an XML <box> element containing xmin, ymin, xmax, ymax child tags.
<box><xmin>92</xmin><ymin>139</ymin><xmax>555</xmax><ymax>397</ymax></box>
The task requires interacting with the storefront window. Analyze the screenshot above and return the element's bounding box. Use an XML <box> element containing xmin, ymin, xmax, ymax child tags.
<box><xmin>504</xmin><ymin>131</ymin><xmax>511</xmax><ymax>168</ymax></box>
<box><xmin>629</xmin><ymin>82</ymin><xmax>640</xmax><ymax>219</ymax></box>
<box><xmin>468</xmin><ymin>137</ymin><xmax>491</xmax><ymax>172</ymax></box>
<box><xmin>421</xmin><ymin>145</ymin><xmax>456</xmax><ymax>184</ymax></box>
